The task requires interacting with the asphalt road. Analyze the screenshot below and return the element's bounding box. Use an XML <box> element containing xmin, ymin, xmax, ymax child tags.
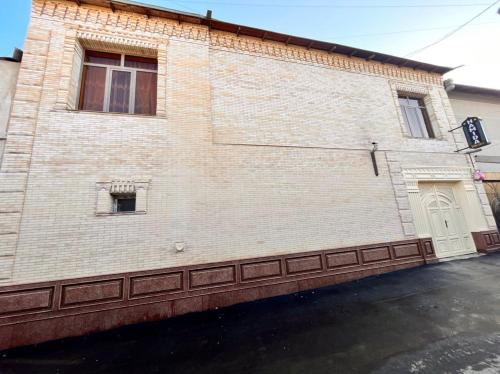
<box><xmin>1</xmin><ymin>253</ymin><xmax>499</xmax><ymax>374</ymax></box>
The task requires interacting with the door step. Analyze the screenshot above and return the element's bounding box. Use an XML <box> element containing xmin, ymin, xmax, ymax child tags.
<box><xmin>437</xmin><ymin>252</ymin><xmax>484</xmax><ymax>262</ymax></box>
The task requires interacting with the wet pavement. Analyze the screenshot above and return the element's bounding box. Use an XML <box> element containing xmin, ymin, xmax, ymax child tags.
<box><xmin>1</xmin><ymin>253</ymin><xmax>499</xmax><ymax>374</ymax></box>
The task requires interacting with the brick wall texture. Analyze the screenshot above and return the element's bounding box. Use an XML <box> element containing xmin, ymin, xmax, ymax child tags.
<box><xmin>0</xmin><ymin>0</ymin><xmax>494</xmax><ymax>285</ymax></box>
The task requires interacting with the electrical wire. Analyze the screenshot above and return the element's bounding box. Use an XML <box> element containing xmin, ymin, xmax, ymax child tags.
<box><xmin>158</xmin><ymin>0</ymin><xmax>498</xmax><ymax>41</ymax></box>
<box><xmin>156</xmin><ymin>0</ymin><xmax>499</xmax><ymax>69</ymax></box>
<box><xmin>168</xmin><ymin>1</ymin><xmax>492</xmax><ymax>9</ymax></box>
<box><xmin>332</xmin><ymin>21</ymin><xmax>497</xmax><ymax>40</ymax></box>
<box><xmin>161</xmin><ymin>0</ymin><xmax>201</xmax><ymax>13</ymax></box>
<box><xmin>405</xmin><ymin>0</ymin><xmax>500</xmax><ymax>57</ymax></box>
<box><xmin>158</xmin><ymin>0</ymin><xmax>200</xmax><ymax>14</ymax></box>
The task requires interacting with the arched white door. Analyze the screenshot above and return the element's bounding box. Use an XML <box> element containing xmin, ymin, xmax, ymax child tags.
<box><xmin>420</xmin><ymin>183</ymin><xmax>474</xmax><ymax>258</ymax></box>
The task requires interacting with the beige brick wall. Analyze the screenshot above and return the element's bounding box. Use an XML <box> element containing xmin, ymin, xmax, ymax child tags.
<box><xmin>0</xmin><ymin>60</ymin><xmax>20</xmax><ymax>164</ymax></box>
<box><xmin>0</xmin><ymin>0</ymin><xmax>492</xmax><ymax>285</ymax></box>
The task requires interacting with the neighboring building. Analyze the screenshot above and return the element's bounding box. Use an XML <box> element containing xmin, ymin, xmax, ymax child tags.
<box><xmin>0</xmin><ymin>0</ymin><xmax>499</xmax><ymax>349</ymax></box>
<box><xmin>0</xmin><ymin>50</ymin><xmax>22</xmax><ymax>163</ymax></box>
<box><xmin>448</xmin><ymin>83</ymin><xmax>500</xmax><ymax>228</ymax></box>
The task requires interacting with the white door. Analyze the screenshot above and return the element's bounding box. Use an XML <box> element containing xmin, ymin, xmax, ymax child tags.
<box><xmin>420</xmin><ymin>183</ymin><xmax>475</xmax><ymax>258</ymax></box>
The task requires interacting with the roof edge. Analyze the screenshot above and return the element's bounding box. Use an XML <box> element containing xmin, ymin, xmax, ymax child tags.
<box><xmin>66</xmin><ymin>0</ymin><xmax>453</xmax><ymax>75</ymax></box>
<box><xmin>450</xmin><ymin>84</ymin><xmax>500</xmax><ymax>98</ymax></box>
<box><xmin>0</xmin><ymin>48</ymin><xmax>23</xmax><ymax>62</ymax></box>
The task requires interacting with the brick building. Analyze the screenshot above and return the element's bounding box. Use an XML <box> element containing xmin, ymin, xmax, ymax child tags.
<box><xmin>0</xmin><ymin>0</ymin><xmax>499</xmax><ymax>349</ymax></box>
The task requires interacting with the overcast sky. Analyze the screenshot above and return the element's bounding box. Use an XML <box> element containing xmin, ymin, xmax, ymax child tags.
<box><xmin>1</xmin><ymin>0</ymin><xmax>499</xmax><ymax>89</ymax></box>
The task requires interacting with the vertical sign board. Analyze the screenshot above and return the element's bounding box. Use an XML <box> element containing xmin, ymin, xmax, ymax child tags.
<box><xmin>462</xmin><ymin>117</ymin><xmax>489</xmax><ymax>149</ymax></box>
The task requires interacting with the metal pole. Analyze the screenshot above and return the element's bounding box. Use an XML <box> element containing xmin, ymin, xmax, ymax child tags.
<box><xmin>468</xmin><ymin>152</ymin><xmax>476</xmax><ymax>170</ymax></box>
<box><xmin>371</xmin><ymin>151</ymin><xmax>379</xmax><ymax>177</ymax></box>
<box><xmin>370</xmin><ymin>142</ymin><xmax>379</xmax><ymax>177</ymax></box>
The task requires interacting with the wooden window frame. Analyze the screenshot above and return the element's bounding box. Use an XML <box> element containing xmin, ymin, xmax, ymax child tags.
<box><xmin>79</xmin><ymin>51</ymin><xmax>157</xmax><ymax>115</ymax></box>
<box><xmin>398</xmin><ymin>94</ymin><xmax>435</xmax><ymax>139</ymax></box>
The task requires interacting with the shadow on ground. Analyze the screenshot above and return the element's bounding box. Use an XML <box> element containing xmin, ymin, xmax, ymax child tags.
<box><xmin>1</xmin><ymin>253</ymin><xmax>499</xmax><ymax>374</ymax></box>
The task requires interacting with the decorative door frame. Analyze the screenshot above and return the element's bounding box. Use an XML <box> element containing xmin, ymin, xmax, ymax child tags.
<box><xmin>402</xmin><ymin>167</ymin><xmax>488</xmax><ymax>247</ymax></box>
<box><xmin>419</xmin><ymin>183</ymin><xmax>474</xmax><ymax>257</ymax></box>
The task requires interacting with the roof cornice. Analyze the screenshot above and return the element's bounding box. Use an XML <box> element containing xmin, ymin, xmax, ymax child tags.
<box><xmin>65</xmin><ymin>0</ymin><xmax>452</xmax><ymax>75</ymax></box>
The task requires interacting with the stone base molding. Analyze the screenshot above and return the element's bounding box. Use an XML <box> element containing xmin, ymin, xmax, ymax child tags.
<box><xmin>472</xmin><ymin>230</ymin><xmax>500</xmax><ymax>254</ymax></box>
<box><xmin>0</xmin><ymin>238</ymin><xmax>437</xmax><ymax>350</ymax></box>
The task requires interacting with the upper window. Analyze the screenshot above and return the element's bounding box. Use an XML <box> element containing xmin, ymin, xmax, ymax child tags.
<box><xmin>79</xmin><ymin>50</ymin><xmax>157</xmax><ymax>115</ymax></box>
<box><xmin>398</xmin><ymin>95</ymin><xmax>434</xmax><ymax>139</ymax></box>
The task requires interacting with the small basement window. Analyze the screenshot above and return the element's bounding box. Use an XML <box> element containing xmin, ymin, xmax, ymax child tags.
<box><xmin>113</xmin><ymin>194</ymin><xmax>136</xmax><ymax>213</ymax></box>
<box><xmin>79</xmin><ymin>50</ymin><xmax>157</xmax><ymax>115</ymax></box>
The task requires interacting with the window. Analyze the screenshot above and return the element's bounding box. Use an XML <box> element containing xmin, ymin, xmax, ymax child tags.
<box><xmin>96</xmin><ymin>179</ymin><xmax>149</xmax><ymax>215</ymax></box>
<box><xmin>79</xmin><ymin>50</ymin><xmax>157</xmax><ymax>115</ymax></box>
<box><xmin>398</xmin><ymin>95</ymin><xmax>434</xmax><ymax>138</ymax></box>
<box><xmin>113</xmin><ymin>194</ymin><xmax>136</xmax><ymax>213</ymax></box>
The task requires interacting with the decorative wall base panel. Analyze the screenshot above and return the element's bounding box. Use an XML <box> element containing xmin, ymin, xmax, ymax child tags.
<box><xmin>0</xmin><ymin>238</ymin><xmax>437</xmax><ymax>350</ymax></box>
<box><xmin>472</xmin><ymin>230</ymin><xmax>500</xmax><ymax>254</ymax></box>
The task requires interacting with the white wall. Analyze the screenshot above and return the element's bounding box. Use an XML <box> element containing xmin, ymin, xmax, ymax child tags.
<box><xmin>449</xmin><ymin>91</ymin><xmax>500</xmax><ymax>172</ymax></box>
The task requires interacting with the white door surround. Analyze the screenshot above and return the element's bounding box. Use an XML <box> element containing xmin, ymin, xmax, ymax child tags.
<box><xmin>403</xmin><ymin>167</ymin><xmax>488</xmax><ymax>258</ymax></box>
<box><xmin>419</xmin><ymin>183</ymin><xmax>474</xmax><ymax>257</ymax></box>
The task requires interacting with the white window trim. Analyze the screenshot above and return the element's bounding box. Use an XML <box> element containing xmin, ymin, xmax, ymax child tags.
<box><xmin>389</xmin><ymin>81</ymin><xmax>445</xmax><ymax>140</ymax></box>
<box><xmin>96</xmin><ymin>178</ymin><xmax>151</xmax><ymax>216</ymax></box>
